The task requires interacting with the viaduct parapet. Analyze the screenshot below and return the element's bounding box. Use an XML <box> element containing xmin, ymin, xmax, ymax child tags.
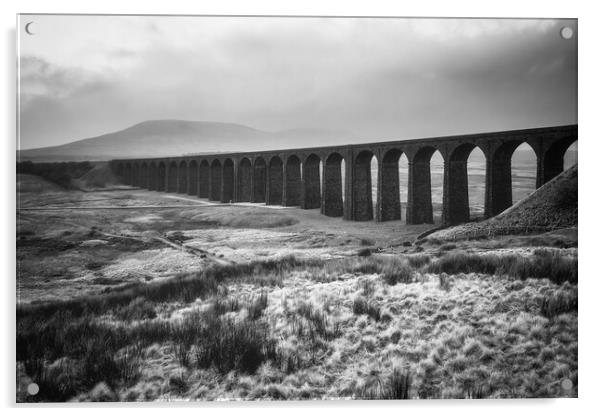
<box><xmin>111</xmin><ymin>124</ymin><xmax>577</xmax><ymax>225</ymax></box>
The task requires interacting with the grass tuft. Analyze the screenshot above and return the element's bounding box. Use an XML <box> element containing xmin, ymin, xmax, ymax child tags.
<box><xmin>381</xmin><ymin>258</ymin><xmax>413</xmax><ymax>285</ymax></box>
<box><xmin>540</xmin><ymin>290</ymin><xmax>578</xmax><ymax>319</ymax></box>
<box><xmin>352</xmin><ymin>296</ymin><xmax>381</xmax><ymax>321</ymax></box>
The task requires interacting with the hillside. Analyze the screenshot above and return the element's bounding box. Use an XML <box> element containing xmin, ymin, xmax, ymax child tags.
<box><xmin>427</xmin><ymin>164</ymin><xmax>578</xmax><ymax>241</ymax></box>
<box><xmin>17</xmin><ymin>120</ymin><xmax>358</xmax><ymax>162</ymax></box>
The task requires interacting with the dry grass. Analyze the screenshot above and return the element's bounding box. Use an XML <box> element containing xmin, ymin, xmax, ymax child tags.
<box><xmin>426</xmin><ymin>251</ymin><xmax>577</xmax><ymax>284</ymax></box>
<box><xmin>17</xmin><ymin>250</ymin><xmax>578</xmax><ymax>401</ymax></box>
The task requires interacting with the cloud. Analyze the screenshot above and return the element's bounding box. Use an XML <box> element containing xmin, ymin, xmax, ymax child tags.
<box><xmin>19</xmin><ymin>56</ymin><xmax>109</xmax><ymax>107</ymax></box>
<box><xmin>18</xmin><ymin>16</ymin><xmax>577</xmax><ymax>149</ymax></box>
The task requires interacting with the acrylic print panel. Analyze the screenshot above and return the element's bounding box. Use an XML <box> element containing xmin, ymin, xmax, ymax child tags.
<box><xmin>16</xmin><ymin>15</ymin><xmax>577</xmax><ymax>402</ymax></box>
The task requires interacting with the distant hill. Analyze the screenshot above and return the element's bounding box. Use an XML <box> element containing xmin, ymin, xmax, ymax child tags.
<box><xmin>428</xmin><ymin>164</ymin><xmax>578</xmax><ymax>241</ymax></box>
<box><xmin>17</xmin><ymin>120</ymin><xmax>359</xmax><ymax>162</ymax></box>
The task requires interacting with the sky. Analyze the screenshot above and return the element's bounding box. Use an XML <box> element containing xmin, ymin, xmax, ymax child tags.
<box><xmin>18</xmin><ymin>15</ymin><xmax>577</xmax><ymax>150</ymax></box>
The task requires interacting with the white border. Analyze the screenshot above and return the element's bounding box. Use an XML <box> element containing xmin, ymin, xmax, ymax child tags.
<box><xmin>3</xmin><ymin>1</ymin><xmax>599</xmax><ymax>415</ymax></box>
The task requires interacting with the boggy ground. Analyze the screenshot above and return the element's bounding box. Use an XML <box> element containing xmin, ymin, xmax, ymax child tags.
<box><xmin>16</xmin><ymin>175</ymin><xmax>578</xmax><ymax>401</ymax></box>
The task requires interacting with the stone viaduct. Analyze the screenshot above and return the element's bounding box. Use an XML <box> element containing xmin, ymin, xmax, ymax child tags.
<box><xmin>111</xmin><ymin>124</ymin><xmax>577</xmax><ymax>226</ymax></box>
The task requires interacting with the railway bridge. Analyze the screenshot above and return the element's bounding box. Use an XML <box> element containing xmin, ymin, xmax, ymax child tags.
<box><xmin>111</xmin><ymin>124</ymin><xmax>577</xmax><ymax>225</ymax></box>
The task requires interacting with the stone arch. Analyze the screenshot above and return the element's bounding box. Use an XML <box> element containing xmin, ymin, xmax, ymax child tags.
<box><xmin>199</xmin><ymin>160</ymin><xmax>209</xmax><ymax>198</ymax></box>
<box><xmin>303</xmin><ymin>153</ymin><xmax>321</xmax><ymax>209</ymax></box>
<box><xmin>353</xmin><ymin>150</ymin><xmax>376</xmax><ymax>221</ymax></box>
<box><xmin>188</xmin><ymin>160</ymin><xmax>199</xmax><ymax>196</ymax></box>
<box><xmin>285</xmin><ymin>155</ymin><xmax>302</xmax><ymax>206</ymax></box>
<box><xmin>167</xmin><ymin>161</ymin><xmax>178</xmax><ymax>192</ymax></box>
<box><xmin>488</xmin><ymin>140</ymin><xmax>536</xmax><ymax>216</ymax></box>
<box><xmin>445</xmin><ymin>143</ymin><xmax>487</xmax><ymax>224</ymax></box>
<box><xmin>222</xmin><ymin>158</ymin><xmax>234</xmax><ymax>202</ymax></box>
<box><xmin>543</xmin><ymin>136</ymin><xmax>578</xmax><ymax>184</ymax></box>
<box><xmin>322</xmin><ymin>152</ymin><xmax>344</xmax><ymax>217</ymax></box>
<box><xmin>253</xmin><ymin>157</ymin><xmax>267</xmax><ymax>203</ymax></box>
<box><xmin>268</xmin><ymin>156</ymin><xmax>284</xmax><ymax>205</ymax></box>
<box><xmin>157</xmin><ymin>162</ymin><xmax>166</xmax><ymax>191</ymax></box>
<box><xmin>210</xmin><ymin>159</ymin><xmax>222</xmax><ymax>201</ymax></box>
<box><xmin>238</xmin><ymin>158</ymin><xmax>252</xmax><ymax>202</ymax></box>
<box><xmin>379</xmin><ymin>148</ymin><xmax>406</xmax><ymax>222</ymax></box>
<box><xmin>178</xmin><ymin>161</ymin><xmax>188</xmax><ymax>193</ymax></box>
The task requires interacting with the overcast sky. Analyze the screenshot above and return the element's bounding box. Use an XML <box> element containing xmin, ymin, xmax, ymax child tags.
<box><xmin>18</xmin><ymin>15</ymin><xmax>577</xmax><ymax>150</ymax></box>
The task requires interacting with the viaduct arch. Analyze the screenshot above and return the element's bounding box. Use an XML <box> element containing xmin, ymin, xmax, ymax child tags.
<box><xmin>111</xmin><ymin>124</ymin><xmax>577</xmax><ymax>226</ymax></box>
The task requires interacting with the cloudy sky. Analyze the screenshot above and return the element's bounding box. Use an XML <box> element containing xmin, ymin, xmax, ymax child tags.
<box><xmin>18</xmin><ymin>15</ymin><xmax>577</xmax><ymax>150</ymax></box>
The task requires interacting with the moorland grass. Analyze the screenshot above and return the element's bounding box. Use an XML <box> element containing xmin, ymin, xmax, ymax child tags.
<box><xmin>17</xmin><ymin>250</ymin><xmax>578</xmax><ymax>401</ymax></box>
<box><xmin>426</xmin><ymin>251</ymin><xmax>577</xmax><ymax>284</ymax></box>
<box><xmin>352</xmin><ymin>296</ymin><xmax>382</xmax><ymax>322</ymax></box>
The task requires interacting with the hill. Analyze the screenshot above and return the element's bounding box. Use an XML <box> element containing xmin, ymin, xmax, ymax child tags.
<box><xmin>427</xmin><ymin>164</ymin><xmax>578</xmax><ymax>241</ymax></box>
<box><xmin>17</xmin><ymin>120</ymin><xmax>358</xmax><ymax>162</ymax></box>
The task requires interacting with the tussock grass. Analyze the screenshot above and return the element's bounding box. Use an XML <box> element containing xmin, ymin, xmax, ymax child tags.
<box><xmin>407</xmin><ymin>254</ymin><xmax>431</xmax><ymax>268</ymax></box>
<box><xmin>184</xmin><ymin>310</ymin><xmax>277</xmax><ymax>374</ymax></box>
<box><xmin>247</xmin><ymin>291</ymin><xmax>269</xmax><ymax>320</ymax></box>
<box><xmin>19</xmin><ymin>304</ymin><xmax>280</xmax><ymax>400</ymax></box>
<box><xmin>17</xmin><ymin>312</ymin><xmax>148</xmax><ymax>401</ymax></box>
<box><xmin>295</xmin><ymin>301</ymin><xmax>338</xmax><ymax>340</ymax></box>
<box><xmin>17</xmin><ymin>248</ymin><xmax>578</xmax><ymax>401</ymax></box>
<box><xmin>438</xmin><ymin>273</ymin><xmax>451</xmax><ymax>291</ymax></box>
<box><xmin>208</xmin><ymin>295</ymin><xmax>241</xmax><ymax>316</ymax></box>
<box><xmin>426</xmin><ymin>252</ymin><xmax>577</xmax><ymax>284</ymax></box>
<box><xmin>381</xmin><ymin>258</ymin><xmax>413</xmax><ymax>285</ymax></box>
<box><xmin>114</xmin><ymin>297</ymin><xmax>157</xmax><ymax>321</ymax></box>
<box><xmin>358</xmin><ymin>368</ymin><xmax>412</xmax><ymax>400</ymax></box>
<box><xmin>541</xmin><ymin>289</ymin><xmax>578</xmax><ymax>319</ymax></box>
<box><xmin>352</xmin><ymin>296</ymin><xmax>381</xmax><ymax>321</ymax></box>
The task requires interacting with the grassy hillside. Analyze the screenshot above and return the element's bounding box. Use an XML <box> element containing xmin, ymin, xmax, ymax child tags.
<box><xmin>428</xmin><ymin>164</ymin><xmax>577</xmax><ymax>241</ymax></box>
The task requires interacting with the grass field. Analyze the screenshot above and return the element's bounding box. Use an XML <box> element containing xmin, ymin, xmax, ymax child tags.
<box><xmin>16</xmin><ymin>173</ymin><xmax>578</xmax><ymax>401</ymax></box>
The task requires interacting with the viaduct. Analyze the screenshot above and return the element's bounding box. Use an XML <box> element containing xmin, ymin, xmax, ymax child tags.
<box><xmin>111</xmin><ymin>124</ymin><xmax>577</xmax><ymax>226</ymax></box>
